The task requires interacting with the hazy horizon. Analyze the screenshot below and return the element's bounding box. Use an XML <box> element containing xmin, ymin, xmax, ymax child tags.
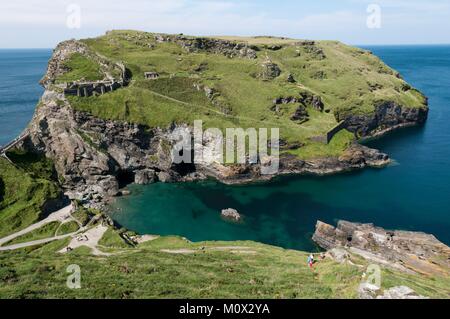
<box><xmin>1</xmin><ymin>0</ymin><xmax>450</xmax><ymax>48</ymax></box>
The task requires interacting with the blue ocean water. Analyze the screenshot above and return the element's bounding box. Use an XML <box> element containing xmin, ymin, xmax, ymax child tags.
<box><xmin>0</xmin><ymin>49</ymin><xmax>51</xmax><ymax>146</ymax></box>
<box><xmin>1</xmin><ymin>47</ymin><xmax>449</xmax><ymax>251</ymax></box>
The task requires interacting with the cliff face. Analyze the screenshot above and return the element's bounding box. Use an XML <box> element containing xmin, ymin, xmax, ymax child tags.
<box><xmin>339</xmin><ymin>100</ymin><xmax>429</xmax><ymax>137</ymax></box>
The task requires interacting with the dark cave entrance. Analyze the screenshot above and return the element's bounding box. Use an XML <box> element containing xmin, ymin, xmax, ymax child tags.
<box><xmin>117</xmin><ymin>169</ymin><xmax>135</xmax><ymax>188</ymax></box>
<box><xmin>171</xmin><ymin>148</ymin><xmax>196</xmax><ymax>176</ymax></box>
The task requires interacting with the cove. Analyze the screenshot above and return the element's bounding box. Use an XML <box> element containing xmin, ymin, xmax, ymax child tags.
<box><xmin>108</xmin><ymin>45</ymin><xmax>450</xmax><ymax>251</ymax></box>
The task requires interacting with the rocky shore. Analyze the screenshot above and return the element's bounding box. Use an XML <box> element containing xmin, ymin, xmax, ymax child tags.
<box><xmin>312</xmin><ymin>220</ymin><xmax>450</xmax><ymax>277</ymax></box>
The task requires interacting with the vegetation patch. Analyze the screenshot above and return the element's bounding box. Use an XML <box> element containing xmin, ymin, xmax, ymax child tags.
<box><xmin>56</xmin><ymin>53</ymin><xmax>104</xmax><ymax>83</ymax></box>
<box><xmin>0</xmin><ymin>154</ymin><xmax>61</xmax><ymax>238</ymax></box>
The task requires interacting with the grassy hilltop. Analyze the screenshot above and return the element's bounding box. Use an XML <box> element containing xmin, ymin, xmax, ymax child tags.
<box><xmin>59</xmin><ymin>30</ymin><xmax>426</xmax><ymax>159</ymax></box>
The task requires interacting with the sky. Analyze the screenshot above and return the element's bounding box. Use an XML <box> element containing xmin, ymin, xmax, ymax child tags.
<box><xmin>1</xmin><ymin>0</ymin><xmax>449</xmax><ymax>48</ymax></box>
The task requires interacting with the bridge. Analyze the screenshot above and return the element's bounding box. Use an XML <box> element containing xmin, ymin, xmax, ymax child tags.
<box><xmin>0</xmin><ymin>130</ymin><xmax>30</xmax><ymax>160</ymax></box>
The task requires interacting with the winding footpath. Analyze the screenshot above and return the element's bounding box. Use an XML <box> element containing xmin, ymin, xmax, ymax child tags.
<box><xmin>0</xmin><ymin>204</ymin><xmax>74</xmax><ymax>248</ymax></box>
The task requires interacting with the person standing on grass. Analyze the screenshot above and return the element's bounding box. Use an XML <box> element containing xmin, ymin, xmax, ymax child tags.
<box><xmin>307</xmin><ymin>254</ymin><xmax>314</xmax><ymax>268</ymax></box>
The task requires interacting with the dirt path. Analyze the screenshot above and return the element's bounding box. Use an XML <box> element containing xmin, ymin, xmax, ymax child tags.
<box><xmin>59</xmin><ymin>224</ymin><xmax>109</xmax><ymax>256</ymax></box>
<box><xmin>0</xmin><ymin>204</ymin><xmax>73</xmax><ymax>247</ymax></box>
<box><xmin>0</xmin><ymin>231</ymin><xmax>79</xmax><ymax>251</ymax></box>
<box><xmin>161</xmin><ymin>246</ymin><xmax>257</xmax><ymax>255</ymax></box>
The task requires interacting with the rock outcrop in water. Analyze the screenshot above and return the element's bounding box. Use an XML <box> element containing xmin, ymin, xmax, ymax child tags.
<box><xmin>312</xmin><ymin>220</ymin><xmax>450</xmax><ymax>276</ymax></box>
<box><xmin>221</xmin><ymin>208</ymin><xmax>242</xmax><ymax>223</ymax></box>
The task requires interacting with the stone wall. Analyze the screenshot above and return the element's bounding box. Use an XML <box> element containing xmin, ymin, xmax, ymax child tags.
<box><xmin>326</xmin><ymin>120</ymin><xmax>347</xmax><ymax>143</ymax></box>
<box><xmin>64</xmin><ymin>81</ymin><xmax>123</xmax><ymax>97</ymax></box>
<box><xmin>310</xmin><ymin>120</ymin><xmax>347</xmax><ymax>144</ymax></box>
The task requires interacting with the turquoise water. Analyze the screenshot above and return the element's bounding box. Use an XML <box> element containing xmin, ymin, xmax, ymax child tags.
<box><xmin>109</xmin><ymin>45</ymin><xmax>450</xmax><ymax>250</ymax></box>
<box><xmin>0</xmin><ymin>49</ymin><xmax>51</xmax><ymax>146</ymax></box>
<box><xmin>1</xmin><ymin>47</ymin><xmax>449</xmax><ymax>251</ymax></box>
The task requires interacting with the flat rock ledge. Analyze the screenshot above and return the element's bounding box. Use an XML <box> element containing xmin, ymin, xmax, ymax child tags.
<box><xmin>312</xmin><ymin>220</ymin><xmax>450</xmax><ymax>277</ymax></box>
<box><xmin>358</xmin><ymin>283</ymin><xmax>427</xmax><ymax>299</ymax></box>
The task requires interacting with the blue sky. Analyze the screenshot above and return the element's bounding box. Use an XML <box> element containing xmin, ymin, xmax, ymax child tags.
<box><xmin>1</xmin><ymin>0</ymin><xmax>449</xmax><ymax>48</ymax></box>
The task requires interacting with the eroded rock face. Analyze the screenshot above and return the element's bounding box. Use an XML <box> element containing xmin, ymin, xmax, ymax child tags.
<box><xmin>134</xmin><ymin>169</ymin><xmax>156</xmax><ymax>185</ymax></box>
<box><xmin>312</xmin><ymin>220</ymin><xmax>450</xmax><ymax>276</ymax></box>
<box><xmin>155</xmin><ymin>34</ymin><xmax>258</xmax><ymax>59</ymax></box>
<box><xmin>24</xmin><ymin>91</ymin><xmax>190</xmax><ymax>206</ymax></box>
<box><xmin>338</xmin><ymin>100</ymin><xmax>429</xmax><ymax>137</ymax></box>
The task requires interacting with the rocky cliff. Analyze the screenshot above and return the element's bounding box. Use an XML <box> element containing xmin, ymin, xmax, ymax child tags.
<box><xmin>312</xmin><ymin>220</ymin><xmax>450</xmax><ymax>277</ymax></box>
<box><xmin>338</xmin><ymin>100</ymin><xmax>429</xmax><ymax>138</ymax></box>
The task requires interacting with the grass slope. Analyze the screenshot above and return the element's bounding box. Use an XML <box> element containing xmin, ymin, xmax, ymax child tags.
<box><xmin>0</xmin><ymin>235</ymin><xmax>448</xmax><ymax>299</ymax></box>
<box><xmin>0</xmin><ymin>150</ymin><xmax>61</xmax><ymax>238</ymax></box>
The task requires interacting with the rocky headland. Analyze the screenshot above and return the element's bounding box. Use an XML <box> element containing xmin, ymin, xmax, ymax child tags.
<box><xmin>13</xmin><ymin>31</ymin><xmax>428</xmax><ymax>207</ymax></box>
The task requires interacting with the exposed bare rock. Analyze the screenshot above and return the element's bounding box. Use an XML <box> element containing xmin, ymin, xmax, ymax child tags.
<box><xmin>154</xmin><ymin>34</ymin><xmax>257</xmax><ymax>59</ymax></box>
<box><xmin>221</xmin><ymin>208</ymin><xmax>242</xmax><ymax>223</ymax></box>
<box><xmin>358</xmin><ymin>283</ymin><xmax>427</xmax><ymax>299</ymax></box>
<box><xmin>377</xmin><ymin>286</ymin><xmax>427</xmax><ymax>299</ymax></box>
<box><xmin>298</xmin><ymin>92</ymin><xmax>324</xmax><ymax>111</ymax></box>
<box><xmin>337</xmin><ymin>100</ymin><xmax>429</xmax><ymax>137</ymax></box>
<box><xmin>291</xmin><ymin>105</ymin><xmax>309</xmax><ymax>123</ymax></box>
<box><xmin>286</xmin><ymin>73</ymin><xmax>296</xmax><ymax>83</ymax></box>
<box><xmin>134</xmin><ymin>169</ymin><xmax>156</xmax><ymax>185</ymax></box>
<box><xmin>259</xmin><ymin>60</ymin><xmax>281</xmax><ymax>80</ymax></box>
<box><xmin>313</xmin><ymin>220</ymin><xmax>450</xmax><ymax>276</ymax></box>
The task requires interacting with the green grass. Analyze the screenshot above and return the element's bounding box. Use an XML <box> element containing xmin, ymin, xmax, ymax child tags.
<box><xmin>98</xmin><ymin>228</ymin><xmax>131</xmax><ymax>248</ymax></box>
<box><xmin>2</xmin><ymin>221</ymin><xmax>61</xmax><ymax>246</ymax></box>
<box><xmin>56</xmin><ymin>221</ymin><xmax>80</xmax><ymax>236</ymax></box>
<box><xmin>0</xmin><ymin>153</ymin><xmax>61</xmax><ymax>238</ymax></box>
<box><xmin>0</xmin><ymin>234</ymin><xmax>448</xmax><ymax>299</ymax></box>
<box><xmin>72</xmin><ymin>206</ymin><xmax>96</xmax><ymax>226</ymax></box>
<box><xmin>287</xmin><ymin>129</ymin><xmax>355</xmax><ymax>159</ymax></box>
<box><xmin>56</xmin><ymin>53</ymin><xmax>104</xmax><ymax>83</ymax></box>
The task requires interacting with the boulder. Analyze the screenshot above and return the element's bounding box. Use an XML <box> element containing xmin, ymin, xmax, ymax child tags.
<box><xmin>157</xmin><ymin>171</ymin><xmax>173</xmax><ymax>183</ymax></box>
<box><xmin>221</xmin><ymin>208</ymin><xmax>242</xmax><ymax>223</ymax></box>
<box><xmin>287</xmin><ymin>73</ymin><xmax>296</xmax><ymax>83</ymax></box>
<box><xmin>134</xmin><ymin>169</ymin><xmax>156</xmax><ymax>185</ymax></box>
<box><xmin>291</xmin><ymin>105</ymin><xmax>309</xmax><ymax>123</ymax></box>
<box><xmin>259</xmin><ymin>60</ymin><xmax>281</xmax><ymax>80</ymax></box>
